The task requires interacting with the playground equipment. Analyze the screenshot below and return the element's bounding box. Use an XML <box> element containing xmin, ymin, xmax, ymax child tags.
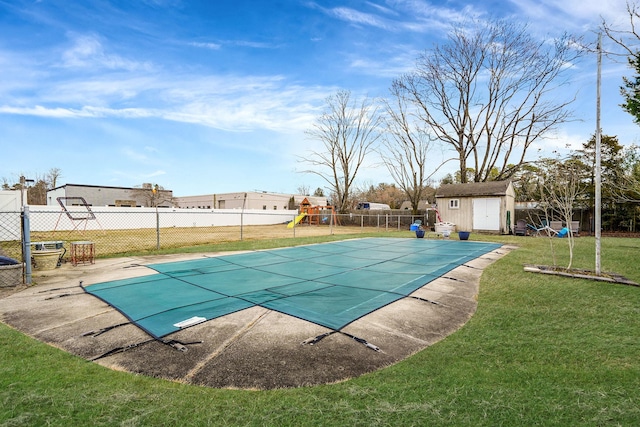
<box><xmin>286</xmin><ymin>212</ymin><xmax>307</xmax><ymax>229</ymax></box>
<box><xmin>289</xmin><ymin>198</ymin><xmax>338</xmax><ymax>227</ymax></box>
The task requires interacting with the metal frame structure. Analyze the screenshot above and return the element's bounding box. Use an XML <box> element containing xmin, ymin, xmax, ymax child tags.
<box><xmin>54</xmin><ymin>197</ymin><xmax>103</xmax><ymax>232</ymax></box>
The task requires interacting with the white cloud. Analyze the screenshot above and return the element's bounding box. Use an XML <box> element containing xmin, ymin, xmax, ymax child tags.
<box><xmin>60</xmin><ymin>33</ymin><xmax>153</xmax><ymax>72</ymax></box>
<box><xmin>314</xmin><ymin>1</ymin><xmax>482</xmax><ymax>34</ymax></box>
<box><xmin>189</xmin><ymin>41</ymin><xmax>222</xmax><ymax>50</ymax></box>
<box><xmin>0</xmin><ymin>69</ymin><xmax>327</xmax><ymax>133</ymax></box>
<box><xmin>190</xmin><ymin>39</ymin><xmax>278</xmax><ymax>50</ymax></box>
<box><xmin>0</xmin><ymin>105</ymin><xmax>155</xmax><ymax>119</ymax></box>
<box><xmin>330</xmin><ymin>7</ymin><xmax>390</xmax><ymax>29</ymax></box>
<box><xmin>508</xmin><ymin>0</ymin><xmax>631</xmax><ymax>32</ymax></box>
<box><xmin>347</xmin><ymin>48</ymin><xmax>420</xmax><ymax>78</ymax></box>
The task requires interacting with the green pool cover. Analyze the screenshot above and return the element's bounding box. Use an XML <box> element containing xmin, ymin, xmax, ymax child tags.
<box><xmin>83</xmin><ymin>238</ymin><xmax>500</xmax><ymax>339</ymax></box>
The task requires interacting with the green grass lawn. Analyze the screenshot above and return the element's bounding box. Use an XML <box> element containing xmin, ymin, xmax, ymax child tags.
<box><xmin>1</xmin><ymin>234</ymin><xmax>639</xmax><ymax>426</ymax></box>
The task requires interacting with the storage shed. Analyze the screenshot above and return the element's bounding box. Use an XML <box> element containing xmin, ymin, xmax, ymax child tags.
<box><xmin>435</xmin><ymin>181</ymin><xmax>515</xmax><ymax>234</ymax></box>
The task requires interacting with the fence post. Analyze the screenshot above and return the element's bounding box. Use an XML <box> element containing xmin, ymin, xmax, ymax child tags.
<box><xmin>240</xmin><ymin>193</ymin><xmax>247</xmax><ymax>241</ymax></box>
<box><xmin>329</xmin><ymin>210</ymin><xmax>334</xmax><ymax>235</ymax></box>
<box><xmin>22</xmin><ymin>206</ymin><xmax>32</xmax><ymax>285</ymax></box>
<box><xmin>155</xmin><ymin>205</ymin><xmax>160</xmax><ymax>250</ymax></box>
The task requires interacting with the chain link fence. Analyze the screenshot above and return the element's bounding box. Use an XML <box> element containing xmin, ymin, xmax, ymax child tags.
<box><xmin>0</xmin><ymin>210</ymin><xmax>23</xmax><ymax>288</ymax></box>
<box><xmin>0</xmin><ymin>206</ymin><xmax>429</xmax><ymax>286</ymax></box>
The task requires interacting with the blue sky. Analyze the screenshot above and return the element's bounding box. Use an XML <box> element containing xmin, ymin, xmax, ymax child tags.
<box><xmin>0</xmin><ymin>0</ymin><xmax>637</xmax><ymax>197</ymax></box>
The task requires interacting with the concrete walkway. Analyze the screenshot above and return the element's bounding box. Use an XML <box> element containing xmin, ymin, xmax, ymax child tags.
<box><xmin>0</xmin><ymin>243</ymin><xmax>512</xmax><ymax>389</ymax></box>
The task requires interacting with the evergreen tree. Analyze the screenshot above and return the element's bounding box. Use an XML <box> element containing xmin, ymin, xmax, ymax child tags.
<box><xmin>621</xmin><ymin>53</ymin><xmax>640</xmax><ymax>123</ymax></box>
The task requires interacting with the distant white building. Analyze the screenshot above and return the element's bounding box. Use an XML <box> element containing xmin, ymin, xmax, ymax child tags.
<box><xmin>46</xmin><ymin>185</ymin><xmax>327</xmax><ymax>212</ymax></box>
<box><xmin>47</xmin><ymin>184</ymin><xmax>173</xmax><ymax>208</ymax></box>
<box><xmin>173</xmin><ymin>191</ymin><xmax>327</xmax><ymax>210</ymax></box>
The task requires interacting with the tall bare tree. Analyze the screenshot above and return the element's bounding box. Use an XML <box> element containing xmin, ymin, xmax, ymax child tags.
<box><xmin>302</xmin><ymin>90</ymin><xmax>382</xmax><ymax>213</ymax></box>
<box><xmin>381</xmin><ymin>87</ymin><xmax>453</xmax><ymax>214</ymax></box>
<box><xmin>393</xmin><ymin>19</ymin><xmax>582</xmax><ymax>183</ymax></box>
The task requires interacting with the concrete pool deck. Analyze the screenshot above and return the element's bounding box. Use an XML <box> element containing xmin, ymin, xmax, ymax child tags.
<box><xmin>0</xmin><ymin>242</ymin><xmax>513</xmax><ymax>389</ymax></box>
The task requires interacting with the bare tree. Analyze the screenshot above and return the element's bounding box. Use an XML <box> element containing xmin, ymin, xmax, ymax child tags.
<box><xmin>600</xmin><ymin>1</ymin><xmax>640</xmax><ymax>57</ymax></box>
<box><xmin>302</xmin><ymin>90</ymin><xmax>382</xmax><ymax>213</ymax></box>
<box><xmin>1</xmin><ymin>168</ymin><xmax>62</xmax><ymax>204</ymax></box>
<box><xmin>611</xmin><ymin>144</ymin><xmax>640</xmax><ymax>202</ymax></box>
<box><xmin>131</xmin><ymin>183</ymin><xmax>174</xmax><ymax>207</ymax></box>
<box><xmin>534</xmin><ymin>157</ymin><xmax>590</xmax><ymax>269</ymax></box>
<box><xmin>600</xmin><ymin>2</ymin><xmax>640</xmax><ymax>131</ymax></box>
<box><xmin>393</xmin><ymin>19</ymin><xmax>582</xmax><ymax>183</ymax></box>
<box><xmin>351</xmin><ymin>181</ymin><xmax>407</xmax><ymax>209</ymax></box>
<box><xmin>600</xmin><ymin>5</ymin><xmax>640</xmax><ymax>204</ymax></box>
<box><xmin>381</xmin><ymin>86</ymin><xmax>454</xmax><ymax>214</ymax></box>
<box><xmin>47</xmin><ymin>168</ymin><xmax>62</xmax><ymax>189</ymax></box>
<box><xmin>296</xmin><ymin>184</ymin><xmax>311</xmax><ymax>196</ymax></box>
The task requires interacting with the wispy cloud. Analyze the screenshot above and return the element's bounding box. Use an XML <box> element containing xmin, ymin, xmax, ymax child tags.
<box><xmin>311</xmin><ymin>0</ymin><xmax>485</xmax><ymax>34</ymax></box>
<box><xmin>0</xmin><ymin>105</ymin><xmax>155</xmax><ymax>119</ymax></box>
<box><xmin>508</xmin><ymin>0</ymin><xmax>630</xmax><ymax>30</ymax></box>
<box><xmin>0</xmin><ymin>69</ymin><xmax>327</xmax><ymax>133</ymax></box>
<box><xmin>330</xmin><ymin>7</ymin><xmax>390</xmax><ymax>29</ymax></box>
<box><xmin>189</xmin><ymin>41</ymin><xmax>222</xmax><ymax>50</ymax></box>
<box><xmin>233</xmin><ymin>40</ymin><xmax>279</xmax><ymax>49</ymax></box>
<box><xmin>347</xmin><ymin>48</ymin><xmax>419</xmax><ymax>78</ymax></box>
<box><xmin>159</xmin><ymin>78</ymin><xmax>326</xmax><ymax>132</ymax></box>
<box><xmin>60</xmin><ymin>33</ymin><xmax>153</xmax><ymax>72</ymax></box>
<box><xmin>190</xmin><ymin>39</ymin><xmax>279</xmax><ymax>50</ymax></box>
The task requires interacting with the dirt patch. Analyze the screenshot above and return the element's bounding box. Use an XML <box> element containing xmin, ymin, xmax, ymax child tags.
<box><xmin>0</xmin><ymin>243</ymin><xmax>512</xmax><ymax>389</ymax></box>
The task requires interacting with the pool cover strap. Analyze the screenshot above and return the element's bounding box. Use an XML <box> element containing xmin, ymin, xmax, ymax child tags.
<box><xmin>90</xmin><ymin>338</ymin><xmax>203</xmax><ymax>361</ymax></box>
<box><xmin>301</xmin><ymin>330</ymin><xmax>379</xmax><ymax>351</ymax></box>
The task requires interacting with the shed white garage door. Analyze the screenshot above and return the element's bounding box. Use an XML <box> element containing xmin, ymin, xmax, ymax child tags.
<box><xmin>473</xmin><ymin>198</ymin><xmax>501</xmax><ymax>231</ymax></box>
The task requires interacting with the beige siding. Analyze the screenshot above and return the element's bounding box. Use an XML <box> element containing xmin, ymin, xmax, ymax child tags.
<box><xmin>436</xmin><ymin>197</ymin><xmax>474</xmax><ymax>231</ymax></box>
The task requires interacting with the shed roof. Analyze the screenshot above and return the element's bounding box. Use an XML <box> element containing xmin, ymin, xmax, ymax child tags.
<box><xmin>435</xmin><ymin>181</ymin><xmax>512</xmax><ymax>198</ymax></box>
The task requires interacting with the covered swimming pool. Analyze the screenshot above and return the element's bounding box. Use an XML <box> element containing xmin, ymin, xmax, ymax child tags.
<box><xmin>83</xmin><ymin>238</ymin><xmax>501</xmax><ymax>340</ymax></box>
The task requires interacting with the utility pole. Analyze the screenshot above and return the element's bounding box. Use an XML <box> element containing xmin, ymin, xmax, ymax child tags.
<box><xmin>595</xmin><ymin>33</ymin><xmax>602</xmax><ymax>275</ymax></box>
